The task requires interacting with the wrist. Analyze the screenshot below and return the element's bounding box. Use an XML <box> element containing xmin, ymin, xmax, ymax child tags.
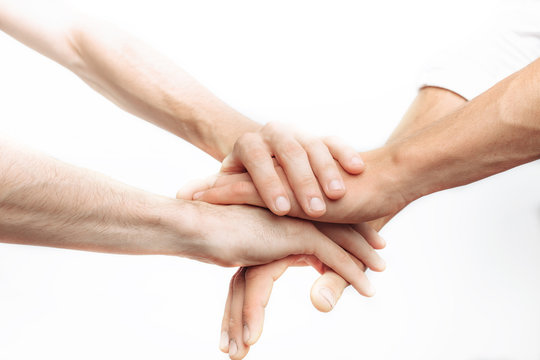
<box><xmin>365</xmin><ymin>143</ymin><xmax>427</xmax><ymax>207</ymax></box>
<box><xmin>387</xmin><ymin>135</ymin><xmax>453</xmax><ymax>202</ymax></box>
<box><xmin>151</xmin><ymin>197</ymin><xmax>209</xmax><ymax>259</ymax></box>
<box><xmin>189</xmin><ymin>106</ymin><xmax>262</xmax><ymax>161</ymax></box>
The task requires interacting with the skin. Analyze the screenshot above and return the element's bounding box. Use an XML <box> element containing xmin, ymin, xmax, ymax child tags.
<box><xmin>220</xmin><ymin>122</ymin><xmax>366</xmax><ymax>217</ymax></box>
<box><xmin>190</xmin><ymin>59</ymin><xmax>540</xmax><ymax>358</ymax></box>
<box><xmin>193</xmin><ymin>60</ymin><xmax>540</xmax><ymax>224</ymax></box>
<box><xmin>0</xmin><ymin>1</ymin><xmax>384</xmax><ymax>298</ymax></box>
<box><xmin>178</xmin><ymin>86</ymin><xmax>467</xmax><ymax>359</ymax></box>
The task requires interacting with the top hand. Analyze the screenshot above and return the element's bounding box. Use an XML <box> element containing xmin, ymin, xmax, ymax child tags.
<box><xmin>219</xmin><ymin>122</ymin><xmax>365</xmax><ymax>217</ymax></box>
<box><xmin>183</xmin><ymin>146</ymin><xmax>411</xmax><ymax>224</ymax></box>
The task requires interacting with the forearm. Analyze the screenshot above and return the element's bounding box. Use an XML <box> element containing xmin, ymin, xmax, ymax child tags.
<box><xmin>394</xmin><ymin>59</ymin><xmax>540</xmax><ymax>202</ymax></box>
<box><xmin>68</xmin><ymin>19</ymin><xmax>260</xmax><ymax>160</ymax></box>
<box><xmin>0</xmin><ymin>0</ymin><xmax>259</xmax><ymax>160</ymax></box>
<box><xmin>0</xmin><ymin>138</ymin><xmax>200</xmax><ymax>256</ymax></box>
<box><xmin>386</xmin><ymin>87</ymin><xmax>467</xmax><ymax>144</ymax></box>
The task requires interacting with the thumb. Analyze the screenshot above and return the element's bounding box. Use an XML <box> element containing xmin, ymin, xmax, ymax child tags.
<box><xmin>310</xmin><ymin>269</ymin><xmax>349</xmax><ymax>313</ymax></box>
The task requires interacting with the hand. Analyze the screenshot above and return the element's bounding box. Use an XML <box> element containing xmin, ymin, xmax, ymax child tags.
<box><xmin>184</xmin><ymin>201</ymin><xmax>385</xmax><ymax>298</ymax></box>
<box><xmin>218</xmin><ymin>222</ymin><xmax>386</xmax><ymax>360</ymax></box>
<box><xmin>181</xmin><ymin>146</ymin><xmax>412</xmax><ymax>224</ymax></box>
<box><xmin>219</xmin><ymin>122</ymin><xmax>366</xmax><ymax>217</ymax></box>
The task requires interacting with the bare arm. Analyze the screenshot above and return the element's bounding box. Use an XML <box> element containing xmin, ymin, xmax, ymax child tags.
<box><xmin>0</xmin><ymin>136</ymin><xmax>381</xmax><ymax>296</ymax></box>
<box><xmin>194</xmin><ymin>58</ymin><xmax>540</xmax><ymax>224</ymax></box>
<box><xmin>396</xmin><ymin>61</ymin><xmax>540</xmax><ymax>201</ymax></box>
<box><xmin>0</xmin><ymin>0</ymin><xmax>258</xmax><ymax>160</ymax></box>
<box><xmin>0</xmin><ymin>137</ymin><xmax>199</xmax><ymax>257</ymax></box>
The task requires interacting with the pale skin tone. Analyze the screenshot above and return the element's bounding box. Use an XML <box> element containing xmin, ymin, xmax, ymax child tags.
<box><xmin>179</xmin><ymin>86</ymin><xmax>467</xmax><ymax>359</ymax></box>
<box><xmin>0</xmin><ymin>0</ymin><xmax>384</xmax><ymax>302</ymax></box>
<box><xmin>6</xmin><ymin>1</ymin><xmax>540</xmax><ymax>360</ymax></box>
<box><xmin>185</xmin><ymin>59</ymin><xmax>540</xmax><ymax>358</ymax></box>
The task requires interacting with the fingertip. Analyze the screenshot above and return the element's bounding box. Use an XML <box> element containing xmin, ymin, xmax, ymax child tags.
<box><xmin>243</xmin><ymin>322</ymin><xmax>262</xmax><ymax>346</ymax></box>
<box><xmin>273</xmin><ymin>195</ymin><xmax>291</xmax><ymax>215</ymax></box>
<box><xmin>347</xmin><ymin>155</ymin><xmax>365</xmax><ymax>173</ymax></box>
<box><xmin>370</xmin><ymin>257</ymin><xmax>387</xmax><ymax>272</ymax></box>
<box><xmin>315</xmin><ymin>287</ymin><xmax>336</xmax><ymax>313</ymax></box>
<box><xmin>193</xmin><ymin>191</ymin><xmax>204</xmax><ymax>200</ymax></box>
<box><xmin>363</xmin><ymin>282</ymin><xmax>376</xmax><ymax>297</ymax></box>
<box><xmin>306</xmin><ymin>197</ymin><xmax>326</xmax><ymax>218</ymax></box>
<box><xmin>219</xmin><ymin>331</ymin><xmax>230</xmax><ymax>353</ymax></box>
<box><xmin>372</xmin><ymin>235</ymin><xmax>387</xmax><ymax>250</ymax></box>
<box><xmin>325</xmin><ymin>179</ymin><xmax>346</xmax><ymax>200</ymax></box>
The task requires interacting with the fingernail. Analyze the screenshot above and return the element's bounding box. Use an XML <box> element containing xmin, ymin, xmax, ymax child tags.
<box><xmin>309</xmin><ymin>197</ymin><xmax>325</xmax><ymax>212</ymax></box>
<box><xmin>328</xmin><ymin>179</ymin><xmax>345</xmax><ymax>192</ymax></box>
<box><xmin>243</xmin><ymin>324</ymin><xmax>250</xmax><ymax>344</ymax></box>
<box><xmin>275</xmin><ymin>196</ymin><xmax>290</xmax><ymax>212</ymax></box>
<box><xmin>193</xmin><ymin>191</ymin><xmax>204</xmax><ymax>200</ymax></box>
<box><xmin>319</xmin><ymin>287</ymin><xmax>336</xmax><ymax>309</ymax></box>
<box><xmin>220</xmin><ymin>331</ymin><xmax>229</xmax><ymax>351</ymax></box>
<box><xmin>229</xmin><ymin>339</ymin><xmax>238</xmax><ymax>357</ymax></box>
<box><xmin>351</xmin><ymin>156</ymin><xmax>364</xmax><ymax>167</ymax></box>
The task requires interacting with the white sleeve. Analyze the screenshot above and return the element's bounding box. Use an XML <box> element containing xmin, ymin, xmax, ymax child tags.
<box><xmin>417</xmin><ymin>1</ymin><xmax>540</xmax><ymax>100</ymax></box>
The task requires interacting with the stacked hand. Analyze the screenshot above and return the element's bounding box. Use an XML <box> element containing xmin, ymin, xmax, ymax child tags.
<box><xmin>177</xmin><ymin>122</ymin><xmax>408</xmax><ymax>359</ymax></box>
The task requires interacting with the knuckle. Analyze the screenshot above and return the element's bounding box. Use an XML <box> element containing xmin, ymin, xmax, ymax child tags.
<box><xmin>235</xmin><ymin>133</ymin><xmax>263</xmax><ymax>155</ymax></box>
<box><xmin>320</xmin><ymin>161</ymin><xmax>340</xmax><ymax>176</ymax></box>
<box><xmin>334</xmin><ymin>249</ymin><xmax>351</xmax><ymax>265</ymax></box>
<box><xmin>244</xmin><ymin>148</ymin><xmax>271</xmax><ymax>166</ymax></box>
<box><xmin>322</xmin><ymin>135</ymin><xmax>341</xmax><ymax>145</ymax></box>
<box><xmin>262</xmin><ymin>121</ymin><xmax>285</xmax><ymax>134</ymax></box>
<box><xmin>296</xmin><ymin>174</ymin><xmax>318</xmax><ymax>189</ymax></box>
<box><xmin>302</xmin><ymin>137</ymin><xmax>324</xmax><ymax>153</ymax></box>
<box><xmin>277</xmin><ymin>140</ymin><xmax>306</xmax><ymax>160</ymax></box>
<box><xmin>256</xmin><ymin>174</ymin><xmax>282</xmax><ymax>191</ymax></box>
<box><xmin>228</xmin><ymin>316</ymin><xmax>241</xmax><ymax>329</ymax></box>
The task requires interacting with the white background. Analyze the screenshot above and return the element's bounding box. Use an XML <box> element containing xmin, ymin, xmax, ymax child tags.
<box><xmin>0</xmin><ymin>0</ymin><xmax>539</xmax><ymax>359</ymax></box>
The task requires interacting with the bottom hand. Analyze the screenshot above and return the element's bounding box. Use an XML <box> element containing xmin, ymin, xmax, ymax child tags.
<box><xmin>219</xmin><ymin>222</ymin><xmax>385</xmax><ymax>360</ymax></box>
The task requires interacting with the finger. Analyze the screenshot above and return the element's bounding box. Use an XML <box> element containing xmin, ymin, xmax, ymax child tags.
<box><xmin>318</xmin><ymin>224</ymin><xmax>386</xmax><ymax>272</ymax></box>
<box><xmin>323</xmin><ymin>136</ymin><xmax>365</xmax><ymax>174</ymax></box>
<box><xmin>176</xmin><ymin>175</ymin><xmax>219</xmax><ymax>200</ymax></box>
<box><xmin>219</xmin><ymin>272</ymin><xmax>236</xmax><ymax>353</ymax></box>
<box><xmin>195</xmin><ymin>181</ymin><xmax>266</xmax><ymax>208</ymax></box>
<box><xmin>227</xmin><ymin>133</ymin><xmax>291</xmax><ymax>216</ymax></box>
<box><xmin>228</xmin><ymin>268</ymin><xmax>250</xmax><ymax>360</ymax></box>
<box><xmin>272</xmin><ymin>136</ymin><xmax>326</xmax><ymax>217</ymax></box>
<box><xmin>242</xmin><ymin>256</ymin><xmax>302</xmax><ymax>346</ymax></box>
<box><xmin>220</xmin><ymin>152</ymin><xmax>247</xmax><ymax>174</ymax></box>
<box><xmin>213</xmin><ymin>172</ymin><xmax>252</xmax><ymax>187</ymax></box>
<box><xmin>311</xmin><ymin>232</ymin><xmax>375</xmax><ymax>297</ymax></box>
<box><xmin>310</xmin><ymin>254</ymin><xmax>368</xmax><ymax>312</ymax></box>
<box><xmin>310</xmin><ymin>267</ymin><xmax>349</xmax><ymax>312</ymax></box>
<box><xmin>299</xmin><ymin>137</ymin><xmax>347</xmax><ymax>200</ymax></box>
<box><xmin>353</xmin><ymin>222</ymin><xmax>386</xmax><ymax>249</ymax></box>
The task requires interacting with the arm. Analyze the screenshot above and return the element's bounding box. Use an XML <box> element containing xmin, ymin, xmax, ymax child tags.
<box><xmin>0</xmin><ymin>136</ymin><xmax>383</xmax><ymax>293</ymax></box>
<box><xmin>193</xmin><ymin>60</ymin><xmax>540</xmax><ymax>224</ymax></box>
<box><xmin>395</xmin><ymin>60</ymin><xmax>540</xmax><ymax>201</ymax></box>
<box><xmin>0</xmin><ymin>0</ymin><xmax>364</xmax><ymax>213</ymax></box>
<box><xmin>0</xmin><ymin>0</ymin><xmax>257</xmax><ymax>161</ymax></box>
<box><xmin>179</xmin><ymin>86</ymin><xmax>464</xmax><ymax>359</ymax></box>
<box><xmin>209</xmin><ymin>70</ymin><xmax>540</xmax><ymax>358</ymax></box>
<box><xmin>0</xmin><ymin>137</ymin><xmax>200</xmax><ymax>257</ymax></box>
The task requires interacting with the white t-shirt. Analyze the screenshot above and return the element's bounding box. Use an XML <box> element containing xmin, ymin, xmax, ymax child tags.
<box><xmin>418</xmin><ymin>0</ymin><xmax>540</xmax><ymax>100</ymax></box>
